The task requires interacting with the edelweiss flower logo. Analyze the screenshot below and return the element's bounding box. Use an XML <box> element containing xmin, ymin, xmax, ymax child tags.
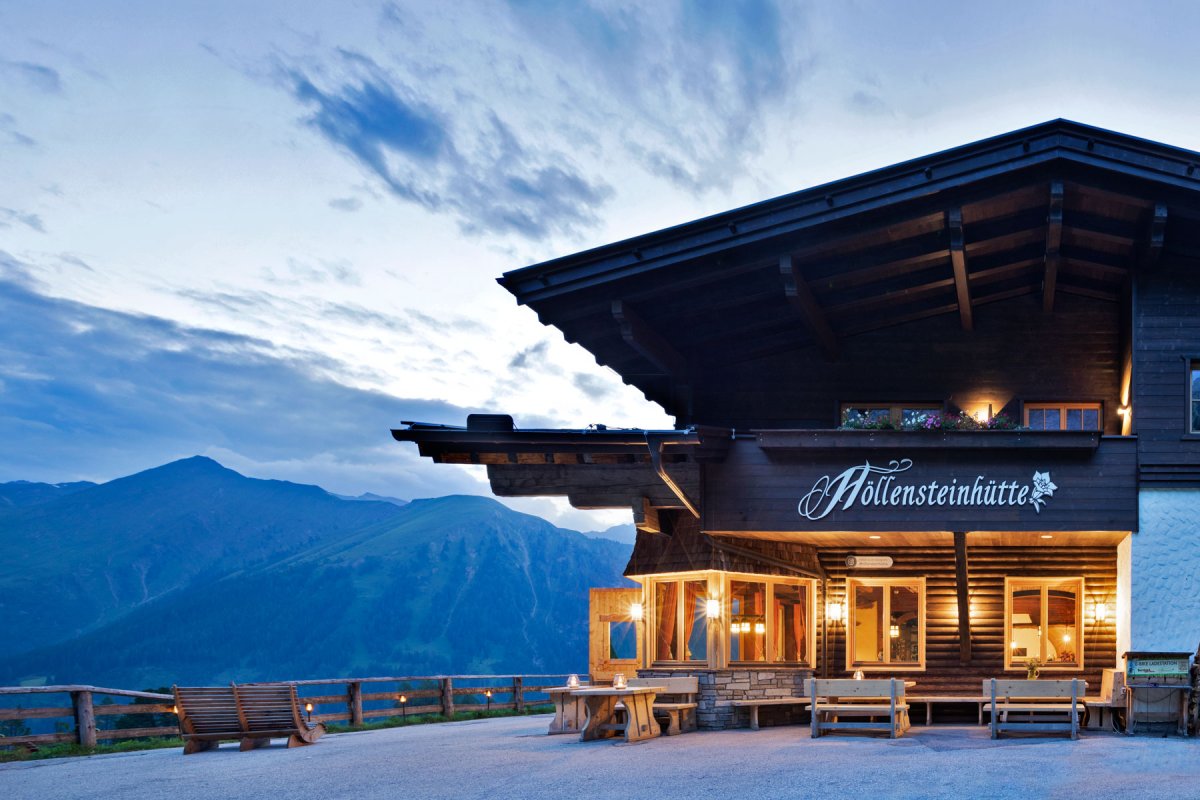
<box><xmin>1029</xmin><ymin>471</ymin><xmax>1057</xmax><ymax>513</ymax></box>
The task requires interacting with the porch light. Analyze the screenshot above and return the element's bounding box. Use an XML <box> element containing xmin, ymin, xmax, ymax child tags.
<box><xmin>706</xmin><ymin>599</ymin><xmax>721</xmax><ymax>619</ymax></box>
<box><xmin>1094</xmin><ymin>602</ymin><xmax>1109</xmax><ymax>623</ymax></box>
<box><xmin>889</xmin><ymin>624</ymin><xmax>900</xmax><ymax>638</ymax></box>
<box><xmin>826</xmin><ymin>602</ymin><xmax>844</xmax><ymax>623</ymax></box>
<box><xmin>630</xmin><ymin>602</ymin><xmax>644</xmax><ymax>621</ymax></box>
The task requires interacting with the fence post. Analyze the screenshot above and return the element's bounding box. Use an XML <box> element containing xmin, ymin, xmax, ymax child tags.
<box><xmin>513</xmin><ymin>677</ymin><xmax>524</xmax><ymax>713</ymax></box>
<box><xmin>71</xmin><ymin>690</ymin><xmax>97</xmax><ymax>748</ymax></box>
<box><xmin>440</xmin><ymin>678</ymin><xmax>455</xmax><ymax>719</ymax></box>
<box><xmin>348</xmin><ymin>682</ymin><xmax>364</xmax><ymax>726</ymax></box>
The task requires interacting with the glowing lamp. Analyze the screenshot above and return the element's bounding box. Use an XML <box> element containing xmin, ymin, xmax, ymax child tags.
<box><xmin>1095</xmin><ymin>602</ymin><xmax>1109</xmax><ymax>623</ymax></box>
<box><xmin>613</xmin><ymin>673</ymin><xmax>627</xmax><ymax>690</ymax></box>
<box><xmin>826</xmin><ymin>602</ymin><xmax>844</xmax><ymax>623</ymax></box>
<box><xmin>172</xmin><ymin>705</ymin><xmax>179</xmax><ymax>715</ymax></box>
<box><xmin>889</xmin><ymin>624</ymin><xmax>900</xmax><ymax>639</ymax></box>
<box><xmin>706</xmin><ymin>599</ymin><xmax>721</xmax><ymax>619</ymax></box>
<box><xmin>1010</xmin><ymin>641</ymin><xmax>1018</xmax><ymax>650</ymax></box>
<box><xmin>566</xmin><ymin>674</ymin><xmax>580</xmax><ymax>689</ymax></box>
<box><xmin>630</xmin><ymin>602</ymin><xmax>644</xmax><ymax>621</ymax></box>
<box><xmin>754</xmin><ymin>621</ymin><xmax>765</xmax><ymax>635</ymax></box>
<box><xmin>304</xmin><ymin>702</ymin><xmax>313</xmax><ymax>723</ymax></box>
<box><xmin>1062</xmin><ymin>634</ymin><xmax>1071</xmax><ymax>643</ymax></box>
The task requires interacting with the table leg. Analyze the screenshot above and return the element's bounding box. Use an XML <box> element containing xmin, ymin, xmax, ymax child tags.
<box><xmin>750</xmin><ymin>706</ymin><xmax>760</xmax><ymax>731</ymax></box>
<box><xmin>580</xmin><ymin>696</ymin><xmax>618</xmax><ymax>742</ymax></box>
<box><xmin>623</xmin><ymin>693</ymin><xmax>661</xmax><ymax>743</ymax></box>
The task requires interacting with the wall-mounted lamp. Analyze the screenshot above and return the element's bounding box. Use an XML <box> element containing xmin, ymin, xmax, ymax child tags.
<box><xmin>706</xmin><ymin>598</ymin><xmax>721</xmax><ymax>619</ymax></box>
<box><xmin>889</xmin><ymin>624</ymin><xmax>900</xmax><ymax>639</ymax></box>
<box><xmin>826</xmin><ymin>602</ymin><xmax>844</xmax><ymax>623</ymax></box>
<box><xmin>1117</xmin><ymin>406</ymin><xmax>1131</xmax><ymax>417</ymax></box>
<box><xmin>630</xmin><ymin>602</ymin><xmax>644</xmax><ymax>621</ymax></box>
<box><xmin>1094</xmin><ymin>601</ymin><xmax>1109</xmax><ymax>623</ymax></box>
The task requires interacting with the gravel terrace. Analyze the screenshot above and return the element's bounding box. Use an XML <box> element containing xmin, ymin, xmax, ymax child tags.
<box><xmin>3</xmin><ymin>715</ymin><xmax>1199</xmax><ymax>800</ymax></box>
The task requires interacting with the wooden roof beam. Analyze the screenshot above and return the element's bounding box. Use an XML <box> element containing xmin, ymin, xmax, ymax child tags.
<box><xmin>1043</xmin><ymin>180</ymin><xmax>1064</xmax><ymax>313</ymax></box>
<box><xmin>1138</xmin><ymin>203</ymin><xmax>1168</xmax><ymax>269</ymax></box>
<box><xmin>948</xmin><ymin>208</ymin><xmax>974</xmax><ymax>331</ymax></box>
<box><xmin>780</xmin><ymin>255</ymin><xmax>839</xmax><ymax>360</ymax></box>
<box><xmin>611</xmin><ymin>299</ymin><xmax>687</xmax><ymax>378</ymax></box>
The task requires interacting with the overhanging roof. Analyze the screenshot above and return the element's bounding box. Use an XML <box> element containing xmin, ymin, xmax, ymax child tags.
<box><xmin>497</xmin><ymin>119</ymin><xmax>1200</xmax><ymax>412</ymax></box>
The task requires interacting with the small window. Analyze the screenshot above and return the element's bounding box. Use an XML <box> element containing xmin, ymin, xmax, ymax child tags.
<box><xmin>608</xmin><ymin>621</ymin><xmax>637</xmax><ymax>660</ymax></box>
<box><xmin>1005</xmin><ymin>578</ymin><xmax>1083</xmax><ymax>670</ymax></box>
<box><xmin>845</xmin><ymin>578</ymin><xmax>925</xmax><ymax>670</ymax></box>
<box><xmin>1024</xmin><ymin>403</ymin><xmax>1101</xmax><ymax>431</ymax></box>
<box><xmin>1190</xmin><ymin>362</ymin><xmax>1200</xmax><ymax>433</ymax></box>
<box><xmin>652</xmin><ymin>578</ymin><xmax>708</xmax><ymax>662</ymax></box>
<box><xmin>841</xmin><ymin>403</ymin><xmax>942</xmax><ymax>427</ymax></box>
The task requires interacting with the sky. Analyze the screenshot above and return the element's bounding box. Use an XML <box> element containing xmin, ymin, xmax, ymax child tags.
<box><xmin>5</xmin><ymin>1</ymin><xmax>1200</xmax><ymax>529</ymax></box>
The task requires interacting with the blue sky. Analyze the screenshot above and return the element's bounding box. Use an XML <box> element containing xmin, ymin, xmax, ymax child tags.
<box><xmin>5</xmin><ymin>1</ymin><xmax>1200</xmax><ymax>528</ymax></box>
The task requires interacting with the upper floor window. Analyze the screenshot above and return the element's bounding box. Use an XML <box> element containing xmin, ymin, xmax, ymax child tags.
<box><xmin>1024</xmin><ymin>403</ymin><xmax>1101</xmax><ymax>431</ymax></box>
<box><xmin>1190</xmin><ymin>362</ymin><xmax>1200</xmax><ymax>433</ymax></box>
<box><xmin>845</xmin><ymin>577</ymin><xmax>925</xmax><ymax>671</ymax></box>
<box><xmin>841</xmin><ymin>403</ymin><xmax>942</xmax><ymax>428</ymax></box>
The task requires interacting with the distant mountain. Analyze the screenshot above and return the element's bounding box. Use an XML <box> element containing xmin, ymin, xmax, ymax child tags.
<box><xmin>0</xmin><ymin>480</ymin><xmax>97</xmax><ymax>509</ymax></box>
<box><xmin>0</xmin><ymin>457</ymin><xmax>405</xmax><ymax>660</ymax></box>
<box><xmin>335</xmin><ymin>491</ymin><xmax>409</xmax><ymax>507</ymax></box>
<box><xmin>581</xmin><ymin>524</ymin><xmax>637</xmax><ymax>545</ymax></box>
<box><xmin>0</xmin><ymin>460</ymin><xmax>633</xmax><ymax>687</ymax></box>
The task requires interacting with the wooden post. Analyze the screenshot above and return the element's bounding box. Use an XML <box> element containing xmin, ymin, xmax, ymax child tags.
<box><xmin>348</xmin><ymin>682</ymin><xmax>363</xmax><ymax>727</ymax></box>
<box><xmin>954</xmin><ymin>531</ymin><xmax>972</xmax><ymax>664</ymax></box>
<box><xmin>513</xmin><ymin>677</ymin><xmax>524</xmax><ymax>713</ymax></box>
<box><xmin>440</xmin><ymin>678</ymin><xmax>455</xmax><ymax>718</ymax></box>
<box><xmin>71</xmin><ymin>690</ymin><xmax>97</xmax><ymax>748</ymax></box>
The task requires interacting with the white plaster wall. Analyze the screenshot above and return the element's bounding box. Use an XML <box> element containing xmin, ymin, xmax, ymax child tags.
<box><xmin>1132</xmin><ymin>489</ymin><xmax>1200</xmax><ymax>652</ymax></box>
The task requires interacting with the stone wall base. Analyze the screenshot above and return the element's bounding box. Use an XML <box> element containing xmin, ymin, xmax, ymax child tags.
<box><xmin>638</xmin><ymin>668</ymin><xmax>813</xmax><ymax>729</ymax></box>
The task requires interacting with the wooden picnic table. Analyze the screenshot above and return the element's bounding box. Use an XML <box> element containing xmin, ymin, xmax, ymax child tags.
<box><xmin>545</xmin><ymin>686</ymin><xmax>588</xmax><ymax>735</ymax></box>
<box><xmin>572</xmin><ymin>686</ymin><xmax>663</xmax><ymax>744</ymax></box>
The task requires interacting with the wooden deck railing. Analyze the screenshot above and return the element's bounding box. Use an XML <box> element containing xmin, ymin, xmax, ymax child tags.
<box><xmin>0</xmin><ymin>673</ymin><xmax>585</xmax><ymax>749</ymax></box>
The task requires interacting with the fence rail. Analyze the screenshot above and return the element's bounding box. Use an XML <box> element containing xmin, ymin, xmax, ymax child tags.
<box><xmin>0</xmin><ymin>673</ymin><xmax>586</xmax><ymax>749</ymax></box>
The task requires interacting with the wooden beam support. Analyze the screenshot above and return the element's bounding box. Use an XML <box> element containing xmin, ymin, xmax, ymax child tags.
<box><xmin>645</xmin><ymin>433</ymin><xmax>700</xmax><ymax>518</ymax></box>
<box><xmin>1138</xmin><ymin>203</ymin><xmax>1168</xmax><ymax>269</ymax></box>
<box><xmin>611</xmin><ymin>300</ymin><xmax>687</xmax><ymax>378</ymax></box>
<box><xmin>633</xmin><ymin>496</ymin><xmax>662</xmax><ymax>534</ymax></box>
<box><xmin>948</xmin><ymin>207</ymin><xmax>974</xmax><ymax>331</ymax></box>
<box><xmin>780</xmin><ymin>254</ymin><xmax>839</xmax><ymax>360</ymax></box>
<box><xmin>1043</xmin><ymin>181</ymin><xmax>1064</xmax><ymax>313</ymax></box>
<box><xmin>954</xmin><ymin>531</ymin><xmax>971</xmax><ymax>664</ymax></box>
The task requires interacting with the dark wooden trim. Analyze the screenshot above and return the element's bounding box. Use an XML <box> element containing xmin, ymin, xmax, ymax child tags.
<box><xmin>1139</xmin><ymin>203</ymin><xmax>1168</xmax><ymax>269</ymax></box>
<box><xmin>1043</xmin><ymin>180</ymin><xmax>1064</xmax><ymax>312</ymax></box>
<box><xmin>646</xmin><ymin>433</ymin><xmax>700</xmax><ymax>518</ymax></box>
<box><xmin>612</xmin><ymin>300</ymin><xmax>687</xmax><ymax>378</ymax></box>
<box><xmin>634</xmin><ymin>496</ymin><xmax>662</xmax><ymax>535</ymax></box>
<box><xmin>948</xmin><ymin>208</ymin><xmax>973</xmax><ymax>331</ymax></box>
<box><xmin>953</xmin><ymin>532</ymin><xmax>971</xmax><ymax>664</ymax></box>
<box><xmin>780</xmin><ymin>255</ymin><xmax>839</xmax><ymax>360</ymax></box>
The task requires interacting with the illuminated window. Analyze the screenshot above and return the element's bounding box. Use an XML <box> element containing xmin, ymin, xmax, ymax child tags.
<box><xmin>652</xmin><ymin>578</ymin><xmax>708</xmax><ymax>662</ymax></box>
<box><xmin>846</xmin><ymin>578</ymin><xmax>925</xmax><ymax>670</ymax></box>
<box><xmin>1024</xmin><ymin>403</ymin><xmax>1101</xmax><ymax>431</ymax></box>
<box><xmin>1005</xmin><ymin>578</ymin><xmax>1083</xmax><ymax>670</ymax></box>
<box><xmin>728</xmin><ymin>577</ymin><xmax>814</xmax><ymax>665</ymax></box>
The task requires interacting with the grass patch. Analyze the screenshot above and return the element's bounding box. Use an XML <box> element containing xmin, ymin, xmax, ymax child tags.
<box><xmin>326</xmin><ymin>703</ymin><xmax>554</xmax><ymax>734</ymax></box>
<box><xmin>0</xmin><ymin>737</ymin><xmax>182</xmax><ymax>763</ymax></box>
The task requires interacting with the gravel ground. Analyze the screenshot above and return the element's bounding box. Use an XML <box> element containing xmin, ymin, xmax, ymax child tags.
<box><xmin>3</xmin><ymin>715</ymin><xmax>1199</xmax><ymax>800</ymax></box>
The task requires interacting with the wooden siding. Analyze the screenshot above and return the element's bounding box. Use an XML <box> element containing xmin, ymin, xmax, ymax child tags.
<box><xmin>816</xmin><ymin>545</ymin><xmax>1118</xmax><ymax>695</ymax></box>
<box><xmin>625</xmin><ymin>512</ymin><xmax>822</xmax><ymax>578</ymax></box>
<box><xmin>1134</xmin><ymin>252</ymin><xmax>1200</xmax><ymax>483</ymax></box>
<box><xmin>691</xmin><ymin>293</ymin><xmax>1122</xmax><ymax>431</ymax></box>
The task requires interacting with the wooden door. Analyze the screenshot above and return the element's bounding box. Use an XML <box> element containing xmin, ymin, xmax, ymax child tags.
<box><xmin>589</xmin><ymin>587</ymin><xmax>642</xmax><ymax>683</ymax></box>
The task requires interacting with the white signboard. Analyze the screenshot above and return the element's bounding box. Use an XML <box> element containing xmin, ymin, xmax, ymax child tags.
<box><xmin>798</xmin><ymin>459</ymin><xmax>1057</xmax><ymax>521</ymax></box>
<box><xmin>845</xmin><ymin>555</ymin><xmax>893</xmax><ymax>569</ymax></box>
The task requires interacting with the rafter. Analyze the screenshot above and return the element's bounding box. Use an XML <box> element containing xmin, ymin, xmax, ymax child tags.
<box><xmin>948</xmin><ymin>207</ymin><xmax>974</xmax><ymax>331</ymax></box>
<box><xmin>611</xmin><ymin>300</ymin><xmax>687</xmax><ymax>378</ymax></box>
<box><xmin>780</xmin><ymin>254</ymin><xmax>838</xmax><ymax>360</ymax></box>
<box><xmin>1043</xmin><ymin>180</ymin><xmax>1064</xmax><ymax>312</ymax></box>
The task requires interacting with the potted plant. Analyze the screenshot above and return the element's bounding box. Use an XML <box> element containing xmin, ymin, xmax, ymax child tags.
<box><xmin>1025</xmin><ymin>657</ymin><xmax>1042</xmax><ymax>680</ymax></box>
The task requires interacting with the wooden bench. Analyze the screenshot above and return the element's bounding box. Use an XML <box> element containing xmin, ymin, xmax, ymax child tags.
<box><xmin>173</xmin><ymin>683</ymin><xmax>326</xmax><ymax>754</ymax></box>
<box><xmin>628</xmin><ymin>677</ymin><xmax>699</xmax><ymax>735</ymax></box>
<box><xmin>729</xmin><ymin>697</ymin><xmax>811</xmax><ymax>730</ymax></box>
<box><xmin>985</xmin><ymin>679</ymin><xmax>1085</xmax><ymax>740</ymax></box>
<box><xmin>809</xmin><ymin>678</ymin><xmax>909</xmax><ymax>739</ymax></box>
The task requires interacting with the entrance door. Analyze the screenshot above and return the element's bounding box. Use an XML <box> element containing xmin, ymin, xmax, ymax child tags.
<box><xmin>588</xmin><ymin>588</ymin><xmax>642</xmax><ymax>683</ymax></box>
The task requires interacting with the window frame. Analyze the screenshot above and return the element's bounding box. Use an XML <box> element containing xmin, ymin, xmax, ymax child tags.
<box><xmin>648</xmin><ymin>576</ymin><xmax>711</xmax><ymax>665</ymax></box>
<box><xmin>1003</xmin><ymin>577</ymin><xmax>1085</xmax><ymax>672</ymax></box>
<box><xmin>1022</xmin><ymin>402</ymin><xmax>1103</xmax><ymax>431</ymax></box>
<box><xmin>840</xmin><ymin>402</ymin><xmax>944</xmax><ymax>427</ymax></box>
<box><xmin>724</xmin><ymin>573</ymin><xmax>817</xmax><ymax>668</ymax></box>
<box><xmin>1188</xmin><ymin>359</ymin><xmax>1200</xmax><ymax>434</ymax></box>
<box><xmin>844</xmin><ymin>577</ymin><xmax>927</xmax><ymax>672</ymax></box>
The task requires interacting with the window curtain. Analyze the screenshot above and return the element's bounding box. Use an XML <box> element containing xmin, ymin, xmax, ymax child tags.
<box><xmin>656</xmin><ymin>582</ymin><xmax>678</xmax><ymax>660</ymax></box>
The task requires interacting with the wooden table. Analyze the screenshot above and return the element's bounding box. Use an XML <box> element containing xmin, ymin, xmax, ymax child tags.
<box><xmin>545</xmin><ymin>686</ymin><xmax>588</xmax><ymax>735</ymax></box>
<box><xmin>573</xmin><ymin>686</ymin><xmax>663</xmax><ymax>744</ymax></box>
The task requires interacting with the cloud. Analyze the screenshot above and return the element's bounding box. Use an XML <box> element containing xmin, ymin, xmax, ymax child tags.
<box><xmin>328</xmin><ymin>196</ymin><xmax>363</xmax><ymax>212</ymax></box>
<box><xmin>847</xmin><ymin>90</ymin><xmax>890</xmax><ymax>116</ymax></box>
<box><xmin>0</xmin><ymin>264</ymin><xmax>488</xmax><ymax>502</ymax></box>
<box><xmin>0</xmin><ymin>59</ymin><xmax>62</xmax><ymax>94</ymax></box>
<box><xmin>261</xmin><ymin>256</ymin><xmax>361</xmax><ymax>287</ymax></box>
<box><xmin>0</xmin><ymin>207</ymin><xmax>46</xmax><ymax>233</ymax></box>
<box><xmin>284</xmin><ymin>53</ymin><xmax>612</xmax><ymax>239</ymax></box>
<box><xmin>572</xmin><ymin>372</ymin><xmax>615</xmax><ymax>401</ymax></box>
<box><xmin>0</xmin><ymin>113</ymin><xmax>36</xmax><ymax>148</ymax></box>
<box><xmin>509</xmin><ymin>340</ymin><xmax>550</xmax><ymax>369</ymax></box>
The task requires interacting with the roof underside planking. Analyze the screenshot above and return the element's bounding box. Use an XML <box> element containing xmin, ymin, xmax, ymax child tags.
<box><xmin>498</xmin><ymin>119</ymin><xmax>1200</xmax><ymax>414</ymax></box>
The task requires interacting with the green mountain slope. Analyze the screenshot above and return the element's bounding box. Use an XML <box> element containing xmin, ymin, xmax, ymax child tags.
<box><xmin>0</xmin><ymin>457</ymin><xmax>405</xmax><ymax>659</ymax></box>
<box><xmin>0</xmin><ymin>495</ymin><xmax>632</xmax><ymax>686</ymax></box>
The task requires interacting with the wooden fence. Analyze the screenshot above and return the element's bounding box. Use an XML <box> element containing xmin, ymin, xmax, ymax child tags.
<box><xmin>0</xmin><ymin>673</ymin><xmax>585</xmax><ymax>749</ymax></box>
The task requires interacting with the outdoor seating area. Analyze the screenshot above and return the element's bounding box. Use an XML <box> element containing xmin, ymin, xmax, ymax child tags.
<box><xmin>985</xmin><ymin>679</ymin><xmax>1084</xmax><ymax>740</ymax></box>
<box><xmin>173</xmin><ymin>683</ymin><xmax>325</xmax><ymax>754</ymax></box>
<box><xmin>809</xmin><ymin>678</ymin><xmax>910</xmax><ymax>739</ymax></box>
